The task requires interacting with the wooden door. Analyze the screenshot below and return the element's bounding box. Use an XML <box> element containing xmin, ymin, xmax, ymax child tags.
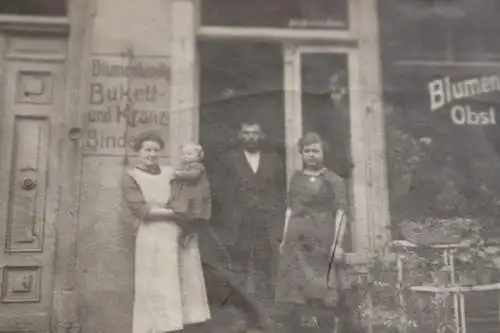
<box><xmin>0</xmin><ymin>61</ymin><xmax>64</xmax><ymax>332</ymax></box>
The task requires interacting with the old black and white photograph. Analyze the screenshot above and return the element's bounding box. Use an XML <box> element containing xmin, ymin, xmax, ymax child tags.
<box><xmin>1</xmin><ymin>1</ymin><xmax>500</xmax><ymax>333</ymax></box>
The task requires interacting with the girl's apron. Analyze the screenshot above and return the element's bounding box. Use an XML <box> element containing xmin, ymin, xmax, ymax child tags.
<box><xmin>129</xmin><ymin>166</ymin><xmax>211</xmax><ymax>333</ymax></box>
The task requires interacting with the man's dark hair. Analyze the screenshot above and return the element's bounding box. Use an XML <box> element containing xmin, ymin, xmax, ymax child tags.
<box><xmin>239</xmin><ymin>119</ymin><xmax>263</xmax><ymax>131</ymax></box>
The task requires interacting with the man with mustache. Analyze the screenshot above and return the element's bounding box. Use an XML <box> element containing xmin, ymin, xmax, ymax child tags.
<box><xmin>212</xmin><ymin>119</ymin><xmax>286</xmax><ymax>331</ymax></box>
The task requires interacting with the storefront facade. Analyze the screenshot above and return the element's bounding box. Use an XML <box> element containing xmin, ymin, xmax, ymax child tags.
<box><xmin>380</xmin><ymin>2</ymin><xmax>500</xmax><ymax>330</ymax></box>
<box><xmin>3</xmin><ymin>0</ymin><xmax>499</xmax><ymax>332</ymax></box>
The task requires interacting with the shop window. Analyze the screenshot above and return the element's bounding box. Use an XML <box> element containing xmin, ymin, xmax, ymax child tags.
<box><xmin>381</xmin><ymin>1</ymin><xmax>500</xmax><ymax>238</ymax></box>
<box><xmin>383</xmin><ymin>71</ymin><xmax>500</xmax><ymax>238</ymax></box>
<box><xmin>452</xmin><ymin>1</ymin><xmax>500</xmax><ymax>62</ymax></box>
<box><xmin>0</xmin><ymin>0</ymin><xmax>67</xmax><ymax>16</ymax></box>
<box><xmin>201</xmin><ymin>0</ymin><xmax>348</xmax><ymax>29</ymax></box>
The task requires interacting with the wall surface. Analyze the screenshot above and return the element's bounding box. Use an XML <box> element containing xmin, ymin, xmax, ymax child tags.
<box><xmin>75</xmin><ymin>1</ymin><xmax>173</xmax><ymax>332</ymax></box>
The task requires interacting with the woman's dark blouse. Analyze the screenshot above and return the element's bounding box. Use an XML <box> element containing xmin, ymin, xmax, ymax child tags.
<box><xmin>122</xmin><ymin>165</ymin><xmax>161</xmax><ymax>222</ymax></box>
<box><xmin>287</xmin><ymin>168</ymin><xmax>347</xmax><ymax>215</ymax></box>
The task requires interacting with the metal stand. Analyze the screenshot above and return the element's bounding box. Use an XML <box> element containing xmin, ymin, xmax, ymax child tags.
<box><xmin>391</xmin><ymin>240</ymin><xmax>500</xmax><ymax>333</ymax></box>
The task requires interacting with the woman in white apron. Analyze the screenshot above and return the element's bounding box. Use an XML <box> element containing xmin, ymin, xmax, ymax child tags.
<box><xmin>122</xmin><ymin>131</ymin><xmax>211</xmax><ymax>333</ymax></box>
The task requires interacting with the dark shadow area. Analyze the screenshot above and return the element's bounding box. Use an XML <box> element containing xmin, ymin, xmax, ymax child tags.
<box><xmin>198</xmin><ymin>40</ymin><xmax>285</xmax><ymax>215</ymax></box>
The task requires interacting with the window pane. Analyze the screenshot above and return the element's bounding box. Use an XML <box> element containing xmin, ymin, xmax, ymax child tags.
<box><xmin>0</xmin><ymin>0</ymin><xmax>67</xmax><ymax>16</ymax></box>
<box><xmin>201</xmin><ymin>0</ymin><xmax>348</xmax><ymax>29</ymax></box>
<box><xmin>379</xmin><ymin>0</ymin><xmax>449</xmax><ymax>61</ymax></box>
<box><xmin>380</xmin><ymin>0</ymin><xmax>500</xmax><ymax>63</ymax></box>
<box><xmin>452</xmin><ymin>0</ymin><xmax>500</xmax><ymax>62</ymax></box>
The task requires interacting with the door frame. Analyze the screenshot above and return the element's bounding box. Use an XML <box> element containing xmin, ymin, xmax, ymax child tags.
<box><xmin>0</xmin><ymin>5</ymin><xmax>88</xmax><ymax>333</ymax></box>
<box><xmin>169</xmin><ymin>0</ymin><xmax>390</xmax><ymax>254</ymax></box>
<box><xmin>0</xmin><ymin>47</ymin><xmax>66</xmax><ymax>333</ymax></box>
<box><xmin>283</xmin><ymin>45</ymin><xmax>362</xmax><ymax>248</ymax></box>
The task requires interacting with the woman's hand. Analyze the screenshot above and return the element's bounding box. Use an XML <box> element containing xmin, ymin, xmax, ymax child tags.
<box><xmin>163</xmin><ymin>208</ymin><xmax>176</xmax><ymax>217</ymax></box>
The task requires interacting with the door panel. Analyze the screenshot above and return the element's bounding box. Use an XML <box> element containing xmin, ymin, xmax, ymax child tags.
<box><xmin>6</xmin><ymin>117</ymin><xmax>50</xmax><ymax>252</ymax></box>
<box><xmin>299</xmin><ymin>52</ymin><xmax>351</xmax><ymax>177</ymax></box>
<box><xmin>0</xmin><ymin>62</ymin><xmax>63</xmax><ymax>332</ymax></box>
<box><xmin>284</xmin><ymin>45</ymin><xmax>356</xmax><ymax>176</ymax></box>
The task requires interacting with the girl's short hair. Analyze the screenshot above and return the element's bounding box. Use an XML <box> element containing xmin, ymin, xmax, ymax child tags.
<box><xmin>297</xmin><ymin>132</ymin><xmax>330</xmax><ymax>152</ymax></box>
<box><xmin>181</xmin><ymin>142</ymin><xmax>204</xmax><ymax>160</ymax></box>
<box><xmin>133</xmin><ymin>131</ymin><xmax>165</xmax><ymax>152</ymax></box>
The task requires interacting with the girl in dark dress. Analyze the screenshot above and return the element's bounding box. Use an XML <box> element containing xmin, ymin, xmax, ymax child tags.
<box><xmin>276</xmin><ymin>132</ymin><xmax>348</xmax><ymax>333</ymax></box>
<box><xmin>166</xmin><ymin>142</ymin><xmax>211</xmax><ymax>248</ymax></box>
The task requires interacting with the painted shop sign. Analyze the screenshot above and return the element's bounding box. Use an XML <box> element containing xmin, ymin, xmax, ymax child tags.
<box><xmin>428</xmin><ymin>75</ymin><xmax>499</xmax><ymax>126</ymax></box>
<box><xmin>84</xmin><ymin>55</ymin><xmax>170</xmax><ymax>156</ymax></box>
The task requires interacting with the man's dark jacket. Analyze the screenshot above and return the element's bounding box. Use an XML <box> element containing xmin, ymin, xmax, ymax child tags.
<box><xmin>211</xmin><ymin>147</ymin><xmax>286</xmax><ymax>246</ymax></box>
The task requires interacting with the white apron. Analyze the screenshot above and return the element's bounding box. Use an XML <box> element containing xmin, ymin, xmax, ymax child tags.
<box><xmin>129</xmin><ymin>165</ymin><xmax>211</xmax><ymax>333</ymax></box>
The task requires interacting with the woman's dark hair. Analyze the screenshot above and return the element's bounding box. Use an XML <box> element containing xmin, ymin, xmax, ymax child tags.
<box><xmin>297</xmin><ymin>132</ymin><xmax>330</xmax><ymax>152</ymax></box>
<box><xmin>133</xmin><ymin>131</ymin><xmax>165</xmax><ymax>152</ymax></box>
